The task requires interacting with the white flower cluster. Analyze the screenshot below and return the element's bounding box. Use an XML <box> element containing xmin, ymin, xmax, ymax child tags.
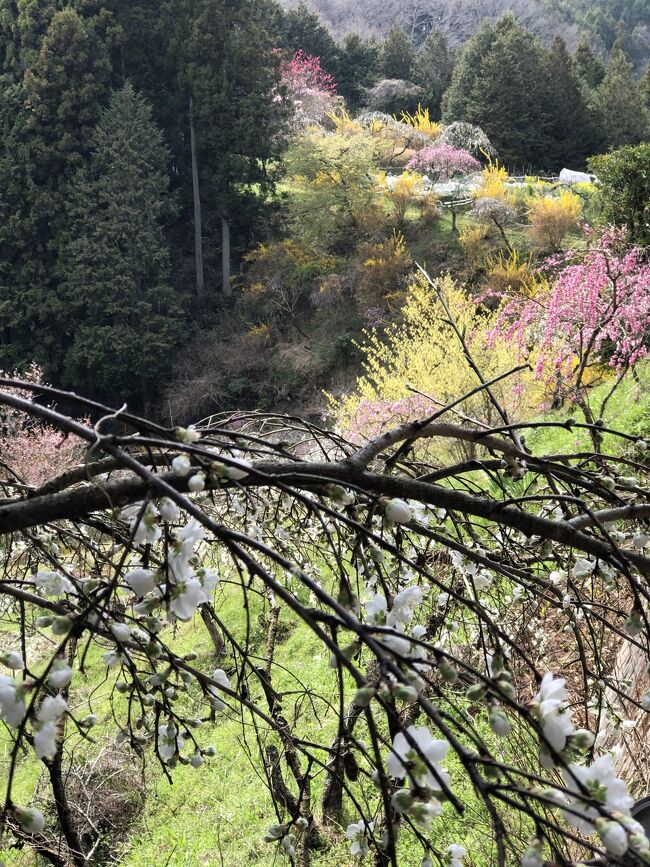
<box><xmin>386</xmin><ymin>725</ymin><xmax>451</xmax><ymax>830</ymax></box>
<box><xmin>531</xmin><ymin>673</ymin><xmax>577</xmax><ymax>766</ymax></box>
<box><xmin>345</xmin><ymin>819</ymin><xmax>375</xmax><ymax>857</ymax></box>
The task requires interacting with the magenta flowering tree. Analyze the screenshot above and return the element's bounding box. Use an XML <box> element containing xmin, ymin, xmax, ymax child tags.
<box><xmin>279</xmin><ymin>50</ymin><xmax>338</xmax><ymax>130</ymax></box>
<box><xmin>492</xmin><ymin>227</ymin><xmax>650</xmax><ymax>427</ymax></box>
<box><xmin>406</xmin><ymin>144</ymin><xmax>480</xmax><ymax>180</ymax></box>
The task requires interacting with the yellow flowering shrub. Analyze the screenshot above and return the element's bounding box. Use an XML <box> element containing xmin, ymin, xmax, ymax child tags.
<box><xmin>330</xmin><ymin>274</ymin><xmax>539</xmax><ymax>452</ymax></box>
<box><xmin>356</xmin><ymin>231</ymin><xmax>412</xmax><ymax>309</ymax></box>
<box><xmin>527</xmin><ymin>191</ymin><xmax>582</xmax><ymax>251</ymax></box>
<box><xmin>379</xmin><ymin>170</ymin><xmax>425</xmax><ymax>224</ymax></box>
<box><xmin>486</xmin><ymin>251</ymin><xmax>539</xmax><ymax>297</ymax></box>
<box><xmin>459</xmin><ymin>225</ymin><xmax>492</xmax><ymax>271</ymax></box>
<box><xmin>475</xmin><ymin>159</ymin><xmax>509</xmax><ymax>200</ymax></box>
<box><xmin>400</xmin><ymin>105</ymin><xmax>442</xmax><ymax>139</ymax></box>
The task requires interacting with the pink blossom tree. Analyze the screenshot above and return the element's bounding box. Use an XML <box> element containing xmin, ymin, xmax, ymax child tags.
<box><xmin>406</xmin><ymin>144</ymin><xmax>480</xmax><ymax>180</ymax></box>
<box><xmin>279</xmin><ymin>50</ymin><xmax>338</xmax><ymax>130</ymax></box>
<box><xmin>491</xmin><ymin>226</ymin><xmax>650</xmax><ymax>432</ymax></box>
<box><xmin>0</xmin><ymin>365</ymin><xmax>87</xmax><ymax>487</ymax></box>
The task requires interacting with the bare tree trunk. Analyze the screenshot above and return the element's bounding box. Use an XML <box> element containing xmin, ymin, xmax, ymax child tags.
<box><xmin>199</xmin><ymin>602</ymin><xmax>224</xmax><ymax>657</ymax></box>
<box><xmin>221</xmin><ymin>214</ymin><xmax>231</xmax><ymax>297</ymax></box>
<box><xmin>189</xmin><ymin>95</ymin><xmax>205</xmax><ymax>300</ymax></box>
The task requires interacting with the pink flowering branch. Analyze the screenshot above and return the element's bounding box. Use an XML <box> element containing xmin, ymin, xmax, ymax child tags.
<box><xmin>490</xmin><ymin>226</ymin><xmax>650</xmax><ymax>424</ymax></box>
<box><xmin>406</xmin><ymin>145</ymin><xmax>480</xmax><ymax>180</ymax></box>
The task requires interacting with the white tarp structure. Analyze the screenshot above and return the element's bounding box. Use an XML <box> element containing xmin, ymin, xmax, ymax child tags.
<box><xmin>559</xmin><ymin>168</ymin><xmax>596</xmax><ymax>184</ymax></box>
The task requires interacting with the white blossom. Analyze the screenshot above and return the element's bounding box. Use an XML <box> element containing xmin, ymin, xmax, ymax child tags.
<box><xmin>109</xmin><ymin>622</ymin><xmax>132</xmax><ymax>643</ymax></box>
<box><xmin>386</xmin><ymin>725</ymin><xmax>451</xmax><ymax>793</ymax></box>
<box><xmin>365</xmin><ymin>593</ymin><xmax>388</xmax><ymax>625</ymax></box>
<box><xmin>224</xmin><ymin>459</ymin><xmax>251</xmax><ymax>480</ymax></box>
<box><xmin>34</xmin><ymin>571</ymin><xmax>74</xmax><ymax>596</ymax></box>
<box><xmin>172</xmin><ymin>454</ymin><xmax>192</xmax><ymax>475</ymax></box>
<box><xmin>125</xmin><ymin>568</ymin><xmax>157</xmax><ymax>597</ymax></box>
<box><xmin>188</xmin><ymin>472</ymin><xmax>206</xmax><ymax>492</ymax></box>
<box><xmin>532</xmin><ymin>673</ymin><xmax>575</xmax><ymax>754</ymax></box>
<box><xmin>159</xmin><ymin>497</ymin><xmax>181</xmax><ymax>523</ymax></box>
<box><xmin>169</xmin><ymin>577</ymin><xmax>202</xmax><ymax>620</ymax></box>
<box><xmin>597</xmin><ymin>820</ymin><xmax>628</xmax><ymax>856</ymax></box>
<box><xmin>0</xmin><ymin>675</ymin><xmax>27</xmax><ymax>727</ymax></box>
<box><xmin>158</xmin><ymin>723</ymin><xmax>184</xmax><ymax>762</ymax></box>
<box><xmin>384</xmin><ymin>498</ymin><xmax>412</xmax><ymax>524</ymax></box>
<box><xmin>1</xmin><ymin>650</ymin><xmax>25</xmax><ymax>670</ymax></box>
<box><xmin>563</xmin><ymin>754</ymin><xmax>633</xmax><ymax>835</ymax></box>
<box><xmin>208</xmin><ymin>668</ymin><xmax>230</xmax><ymax>711</ymax></box>
<box><xmin>48</xmin><ymin>661</ymin><xmax>72</xmax><ymax>690</ymax></box>
<box><xmin>345</xmin><ymin>820</ymin><xmax>374</xmax><ymax>857</ymax></box>
<box><xmin>444</xmin><ymin>844</ymin><xmax>466</xmax><ymax>867</ymax></box>
<box><xmin>14</xmin><ymin>807</ymin><xmax>45</xmax><ymax>834</ymax></box>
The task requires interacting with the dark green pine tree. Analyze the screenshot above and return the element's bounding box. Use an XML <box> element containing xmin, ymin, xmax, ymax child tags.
<box><xmin>0</xmin><ymin>8</ymin><xmax>111</xmax><ymax>374</ymax></box>
<box><xmin>441</xmin><ymin>19</ymin><xmax>496</xmax><ymax>124</ymax></box>
<box><xmin>187</xmin><ymin>0</ymin><xmax>290</xmax><ymax>296</ymax></box>
<box><xmin>593</xmin><ymin>46</ymin><xmax>649</xmax><ymax>148</ymax></box>
<box><xmin>412</xmin><ymin>29</ymin><xmax>454</xmax><ymax>120</ymax></box>
<box><xmin>337</xmin><ymin>32</ymin><xmax>379</xmax><ymax>111</ymax></box>
<box><xmin>276</xmin><ymin>1</ymin><xmax>339</xmax><ymax>78</ymax></box>
<box><xmin>543</xmin><ymin>36</ymin><xmax>602</xmax><ymax>170</ymax></box>
<box><xmin>573</xmin><ymin>39</ymin><xmax>605</xmax><ymax>90</ymax></box>
<box><xmin>57</xmin><ymin>84</ymin><xmax>180</xmax><ymax>405</ymax></box>
<box><xmin>443</xmin><ymin>15</ymin><xmax>551</xmax><ymax>170</ymax></box>
<box><xmin>378</xmin><ymin>25</ymin><xmax>414</xmax><ymax>82</ymax></box>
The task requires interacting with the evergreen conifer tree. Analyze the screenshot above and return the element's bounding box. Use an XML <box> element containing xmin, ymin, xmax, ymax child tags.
<box><xmin>443</xmin><ymin>15</ymin><xmax>551</xmax><ymax>169</ymax></box>
<box><xmin>337</xmin><ymin>33</ymin><xmax>379</xmax><ymax>111</ymax></box>
<box><xmin>412</xmin><ymin>29</ymin><xmax>453</xmax><ymax>120</ymax></box>
<box><xmin>57</xmin><ymin>84</ymin><xmax>179</xmax><ymax>404</ymax></box>
<box><xmin>593</xmin><ymin>47</ymin><xmax>649</xmax><ymax>148</ymax></box>
<box><xmin>544</xmin><ymin>36</ymin><xmax>601</xmax><ymax>169</ymax></box>
<box><xmin>573</xmin><ymin>39</ymin><xmax>606</xmax><ymax>90</ymax></box>
<box><xmin>441</xmin><ymin>20</ymin><xmax>495</xmax><ymax>125</ymax></box>
<box><xmin>0</xmin><ymin>8</ymin><xmax>111</xmax><ymax>374</ymax></box>
<box><xmin>187</xmin><ymin>0</ymin><xmax>289</xmax><ymax>296</ymax></box>
<box><xmin>277</xmin><ymin>1</ymin><xmax>339</xmax><ymax>77</ymax></box>
<box><xmin>378</xmin><ymin>25</ymin><xmax>414</xmax><ymax>81</ymax></box>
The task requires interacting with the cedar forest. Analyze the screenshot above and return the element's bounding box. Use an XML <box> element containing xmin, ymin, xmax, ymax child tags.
<box><xmin>1</xmin><ymin>1</ymin><xmax>650</xmax><ymax>866</ymax></box>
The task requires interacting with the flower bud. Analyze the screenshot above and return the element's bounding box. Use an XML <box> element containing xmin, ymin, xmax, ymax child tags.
<box><xmin>488</xmin><ymin>706</ymin><xmax>511</xmax><ymax>737</ymax></box>
<box><xmin>352</xmin><ymin>687</ymin><xmax>375</xmax><ymax>707</ymax></box>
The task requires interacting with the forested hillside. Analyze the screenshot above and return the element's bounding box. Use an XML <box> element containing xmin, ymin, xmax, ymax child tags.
<box><xmin>2</xmin><ymin>1</ymin><xmax>650</xmax><ymax>867</ymax></box>
<box><xmin>283</xmin><ymin>0</ymin><xmax>649</xmax><ymax>63</ymax></box>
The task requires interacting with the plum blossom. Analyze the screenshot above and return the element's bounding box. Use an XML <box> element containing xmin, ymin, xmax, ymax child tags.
<box><xmin>407</xmin><ymin>144</ymin><xmax>480</xmax><ymax>179</ymax></box>
<box><xmin>124</xmin><ymin>567</ymin><xmax>157</xmax><ymax>597</ymax></box>
<box><xmin>34</xmin><ymin>570</ymin><xmax>74</xmax><ymax>596</ymax></box>
<box><xmin>386</xmin><ymin>725</ymin><xmax>451</xmax><ymax>793</ymax></box>
<box><xmin>208</xmin><ymin>668</ymin><xmax>230</xmax><ymax>711</ymax></box>
<box><xmin>14</xmin><ymin>806</ymin><xmax>45</xmax><ymax>834</ymax></box>
<box><xmin>34</xmin><ymin>695</ymin><xmax>68</xmax><ymax>759</ymax></box>
<box><xmin>345</xmin><ymin>820</ymin><xmax>374</xmax><ymax>857</ymax></box>
<box><xmin>169</xmin><ymin>577</ymin><xmax>202</xmax><ymax>620</ymax></box>
<box><xmin>159</xmin><ymin>497</ymin><xmax>181</xmax><ymax>523</ymax></box>
<box><xmin>444</xmin><ymin>844</ymin><xmax>466</xmax><ymax>866</ymax></box>
<box><xmin>384</xmin><ymin>498</ymin><xmax>412</xmax><ymax>524</ymax></box>
<box><xmin>0</xmin><ymin>675</ymin><xmax>27</xmax><ymax>727</ymax></box>
<box><xmin>48</xmin><ymin>661</ymin><xmax>72</xmax><ymax>689</ymax></box>
<box><xmin>157</xmin><ymin>722</ymin><xmax>184</xmax><ymax>762</ymax></box>
<box><xmin>365</xmin><ymin>593</ymin><xmax>388</xmax><ymax>625</ymax></box>
<box><xmin>531</xmin><ymin>673</ymin><xmax>575</xmax><ymax>755</ymax></box>
<box><xmin>388</xmin><ymin>585</ymin><xmax>425</xmax><ymax>629</ymax></box>
<box><xmin>1</xmin><ymin>650</ymin><xmax>24</xmax><ymax>670</ymax></box>
<box><xmin>562</xmin><ymin>753</ymin><xmax>633</xmax><ymax>835</ymax></box>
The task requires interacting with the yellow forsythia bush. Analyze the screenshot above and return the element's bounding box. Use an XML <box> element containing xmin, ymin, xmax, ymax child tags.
<box><xmin>329</xmin><ymin>274</ymin><xmax>540</xmax><ymax>454</ymax></box>
<box><xmin>527</xmin><ymin>191</ymin><xmax>582</xmax><ymax>251</ymax></box>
